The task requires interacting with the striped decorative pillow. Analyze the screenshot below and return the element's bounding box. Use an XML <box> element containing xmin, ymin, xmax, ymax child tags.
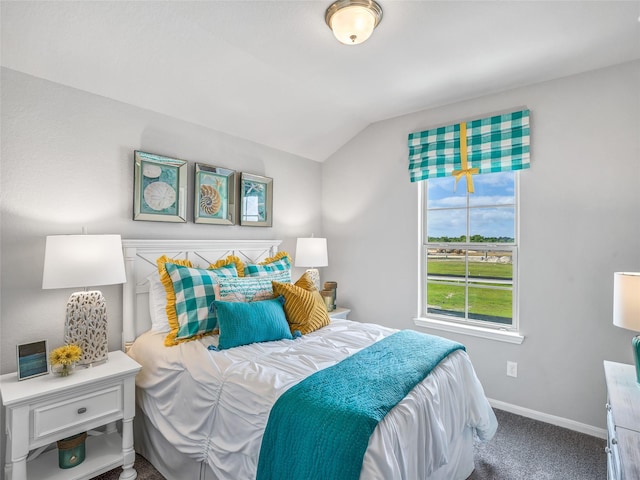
<box><xmin>217</xmin><ymin>271</ymin><xmax>291</xmax><ymax>303</ymax></box>
<box><xmin>244</xmin><ymin>252</ymin><xmax>291</xmax><ymax>277</ymax></box>
<box><xmin>272</xmin><ymin>272</ymin><xmax>330</xmax><ymax>335</ymax></box>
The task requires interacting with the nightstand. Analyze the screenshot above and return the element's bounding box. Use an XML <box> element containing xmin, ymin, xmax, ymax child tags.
<box><xmin>0</xmin><ymin>350</ymin><xmax>141</xmax><ymax>480</ymax></box>
<box><xmin>329</xmin><ymin>307</ymin><xmax>351</xmax><ymax>319</ymax></box>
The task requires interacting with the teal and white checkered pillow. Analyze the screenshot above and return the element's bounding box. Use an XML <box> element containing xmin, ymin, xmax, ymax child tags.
<box><xmin>165</xmin><ymin>263</ymin><xmax>237</xmax><ymax>341</ymax></box>
<box><xmin>207</xmin><ymin>263</ymin><xmax>237</xmax><ymax>278</ymax></box>
<box><xmin>218</xmin><ymin>271</ymin><xmax>291</xmax><ymax>302</ymax></box>
<box><xmin>245</xmin><ymin>256</ymin><xmax>291</xmax><ymax>277</ymax></box>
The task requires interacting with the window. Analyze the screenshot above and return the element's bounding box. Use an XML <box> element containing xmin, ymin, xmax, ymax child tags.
<box><xmin>421</xmin><ymin>171</ymin><xmax>518</xmax><ymax>329</ymax></box>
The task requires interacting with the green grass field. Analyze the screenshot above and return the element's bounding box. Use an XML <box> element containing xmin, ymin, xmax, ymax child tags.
<box><xmin>427</xmin><ymin>259</ymin><xmax>512</xmax><ymax>279</ymax></box>
<box><xmin>427</xmin><ymin>259</ymin><xmax>512</xmax><ymax>321</ymax></box>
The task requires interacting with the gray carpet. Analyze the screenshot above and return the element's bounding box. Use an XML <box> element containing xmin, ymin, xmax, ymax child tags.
<box><xmin>468</xmin><ymin>409</ymin><xmax>606</xmax><ymax>480</ymax></box>
<box><xmin>92</xmin><ymin>409</ymin><xmax>606</xmax><ymax>480</ymax></box>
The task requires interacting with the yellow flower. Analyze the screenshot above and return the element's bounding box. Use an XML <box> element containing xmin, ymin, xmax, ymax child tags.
<box><xmin>50</xmin><ymin>344</ymin><xmax>82</xmax><ymax>366</ymax></box>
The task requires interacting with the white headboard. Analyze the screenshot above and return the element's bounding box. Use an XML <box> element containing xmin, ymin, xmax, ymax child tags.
<box><xmin>121</xmin><ymin>239</ymin><xmax>282</xmax><ymax>348</ymax></box>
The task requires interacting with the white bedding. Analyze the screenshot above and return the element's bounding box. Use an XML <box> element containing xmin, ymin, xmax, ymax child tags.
<box><xmin>128</xmin><ymin>319</ymin><xmax>497</xmax><ymax>480</ymax></box>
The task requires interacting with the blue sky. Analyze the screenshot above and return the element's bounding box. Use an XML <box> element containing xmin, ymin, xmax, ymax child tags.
<box><xmin>427</xmin><ymin>172</ymin><xmax>515</xmax><ymax>239</ymax></box>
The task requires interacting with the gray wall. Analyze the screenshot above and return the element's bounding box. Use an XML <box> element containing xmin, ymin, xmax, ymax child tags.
<box><xmin>0</xmin><ymin>67</ymin><xmax>323</xmax><ymax>373</ymax></box>
<box><xmin>322</xmin><ymin>60</ymin><xmax>640</xmax><ymax>430</ymax></box>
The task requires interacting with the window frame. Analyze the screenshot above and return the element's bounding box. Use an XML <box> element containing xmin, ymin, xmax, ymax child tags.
<box><xmin>415</xmin><ymin>173</ymin><xmax>523</xmax><ymax>343</ymax></box>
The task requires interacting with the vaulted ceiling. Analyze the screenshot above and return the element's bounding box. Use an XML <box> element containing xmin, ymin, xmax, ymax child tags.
<box><xmin>2</xmin><ymin>1</ymin><xmax>639</xmax><ymax>161</ymax></box>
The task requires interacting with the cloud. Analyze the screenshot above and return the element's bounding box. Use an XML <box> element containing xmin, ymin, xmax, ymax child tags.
<box><xmin>477</xmin><ymin>171</ymin><xmax>515</xmax><ymax>185</ymax></box>
<box><xmin>428</xmin><ymin>206</ymin><xmax>514</xmax><ymax>238</ymax></box>
<box><xmin>429</xmin><ymin>195</ymin><xmax>513</xmax><ymax>209</ymax></box>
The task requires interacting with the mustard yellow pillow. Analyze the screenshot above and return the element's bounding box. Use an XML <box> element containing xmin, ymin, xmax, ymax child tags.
<box><xmin>294</xmin><ymin>271</ymin><xmax>316</xmax><ymax>291</ymax></box>
<box><xmin>272</xmin><ymin>273</ymin><xmax>330</xmax><ymax>335</ymax></box>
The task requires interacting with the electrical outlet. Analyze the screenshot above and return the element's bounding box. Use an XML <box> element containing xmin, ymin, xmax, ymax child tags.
<box><xmin>507</xmin><ymin>361</ymin><xmax>518</xmax><ymax>378</ymax></box>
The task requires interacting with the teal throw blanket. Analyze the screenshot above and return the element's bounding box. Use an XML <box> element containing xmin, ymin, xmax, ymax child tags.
<box><xmin>256</xmin><ymin>330</ymin><xmax>465</xmax><ymax>480</ymax></box>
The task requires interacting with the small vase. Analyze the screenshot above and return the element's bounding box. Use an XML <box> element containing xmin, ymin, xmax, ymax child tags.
<box><xmin>51</xmin><ymin>363</ymin><xmax>76</xmax><ymax>377</ymax></box>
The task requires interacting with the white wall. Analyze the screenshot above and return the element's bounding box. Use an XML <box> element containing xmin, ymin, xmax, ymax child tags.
<box><xmin>322</xmin><ymin>60</ymin><xmax>640</xmax><ymax>430</ymax></box>
<box><xmin>0</xmin><ymin>67</ymin><xmax>323</xmax><ymax>374</ymax></box>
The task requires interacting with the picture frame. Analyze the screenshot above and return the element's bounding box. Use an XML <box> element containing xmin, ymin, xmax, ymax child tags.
<box><xmin>194</xmin><ymin>164</ymin><xmax>236</xmax><ymax>225</ymax></box>
<box><xmin>240</xmin><ymin>173</ymin><xmax>273</xmax><ymax>227</ymax></box>
<box><xmin>17</xmin><ymin>340</ymin><xmax>49</xmax><ymax>381</ymax></box>
<box><xmin>133</xmin><ymin>151</ymin><xmax>187</xmax><ymax>222</ymax></box>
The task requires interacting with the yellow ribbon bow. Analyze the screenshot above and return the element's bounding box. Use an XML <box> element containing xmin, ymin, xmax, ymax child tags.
<box><xmin>452</xmin><ymin>122</ymin><xmax>479</xmax><ymax>193</ymax></box>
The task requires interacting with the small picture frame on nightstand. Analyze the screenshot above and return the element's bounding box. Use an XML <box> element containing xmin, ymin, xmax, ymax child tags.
<box><xmin>17</xmin><ymin>340</ymin><xmax>48</xmax><ymax>380</ymax></box>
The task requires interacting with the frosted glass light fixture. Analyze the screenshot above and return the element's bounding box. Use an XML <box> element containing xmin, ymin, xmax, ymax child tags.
<box><xmin>325</xmin><ymin>0</ymin><xmax>383</xmax><ymax>45</ymax></box>
<box><xmin>613</xmin><ymin>272</ymin><xmax>640</xmax><ymax>382</ymax></box>
<box><xmin>295</xmin><ymin>237</ymin><xmax>328</xmax><ymax>290</ymax></box>
<box><xmin>42</xmin><ymin>234</ymin><xmax>126</xmax><ymax>367</ymax></box>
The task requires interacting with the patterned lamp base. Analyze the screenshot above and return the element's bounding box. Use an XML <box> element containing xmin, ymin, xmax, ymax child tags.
<box><xmin>64</xmin><ymin>291</ymin><xmax>109</xmax><ymax>367</ymax></box>
<box><xmin>305</xmin><ymin>268</ymin><xmax>321</xmax><ymax>291</ymax></box>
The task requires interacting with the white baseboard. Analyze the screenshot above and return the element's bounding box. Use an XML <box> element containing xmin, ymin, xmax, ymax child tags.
<box><xmin>488</xmin><ymin>398</ymin><xmax>607</xmax><ymax>439</ymax></box>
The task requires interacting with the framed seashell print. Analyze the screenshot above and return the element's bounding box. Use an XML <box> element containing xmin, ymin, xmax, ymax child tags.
<box><xmin>194</xmin><ymin>163</ymin><xmax>236</xmax><ymax>225</ymax></box>
<box><xmin>133</xmin><ymin>151</ymin><xmax>187</xmax><ymax>222</ymax></box>
<box><xmin>240</xmin><ymin>172</ymin><xmax>273</xmax><ymax>227</ymax></box>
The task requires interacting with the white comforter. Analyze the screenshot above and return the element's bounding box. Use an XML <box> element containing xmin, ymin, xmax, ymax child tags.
<box><xmin>128</xmin><ymin>319</ymin><xmax>497</xmax><ymax>480</ymax></box>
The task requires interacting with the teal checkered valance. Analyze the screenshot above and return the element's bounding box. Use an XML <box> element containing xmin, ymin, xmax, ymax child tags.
<box><xmin>407</xmin><ymin>109</ymin><xmax>530</xmax><ymax>183</ymax></box>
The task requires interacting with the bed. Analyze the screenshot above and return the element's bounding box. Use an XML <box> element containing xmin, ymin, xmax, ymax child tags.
<box><xmin>122</xmin><ymin>239</ymin><xmax>497</xmax><ymax>480</ymax></box>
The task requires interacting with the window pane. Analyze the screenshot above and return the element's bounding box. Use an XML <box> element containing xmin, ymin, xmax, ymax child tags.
<box><xmin>427</xmin><ymin>176</ymin><xmax>465</xmax><ymax>207</ymax></box>
<box><xmin>468</xmin><ymin>249</ymin><xmax>512</xmax><ymax>324</ymax></box>
<box><xmin>467</xmin><ymin>250</ymin><xmax>513</xmax><ymax>281</ymax></box>
<box><xmin>426</xmin><ymin>249</ymin><xmax>466</xmax><ymax>318</ymax></box>
<box><xmin>427</xmin><ymin>209</ymin><xmax>466</xmax><ymax>242</ymax></box>
<box><xmin>468</xmin><ymin>286</ymin><xmax>512</xmax><ymax>324</ymax></box>
<box><xmin>469</xmin><ymin>172</ymin><xmax>515</xmax><ymax>207</ymax></box>
<box><xmin>469</xmin><ymin>207</ymin><xmax>514</xmax><ymax>242</ymax></box>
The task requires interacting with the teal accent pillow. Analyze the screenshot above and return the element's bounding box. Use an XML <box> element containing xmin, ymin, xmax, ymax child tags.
<box><xmin>245</xmin><ymin>256</ymin><xmax>291</xmax><ymax>277</ymax></box>
<box><xmin>213</xmin><ymin>296</ymin><xmax>293</xmax><ymax>350</ymax></box>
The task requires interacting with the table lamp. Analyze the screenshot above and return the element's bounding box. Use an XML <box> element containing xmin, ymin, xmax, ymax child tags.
<box><xmin>295</xmin><ymin>237</ymin><xmax>328</xmax><ymax>290</ymax></box>
<box><xmin>42</xmin><ymin>234</ymin><xmax>126</xmax><ymax>367</ymax></box>
<box><xmin>613</xmin><ymin>272</ymin><xmax>640</xmax><ymax>383</ymax></box>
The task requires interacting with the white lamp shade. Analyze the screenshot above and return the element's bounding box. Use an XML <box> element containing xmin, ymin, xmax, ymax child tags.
<box><xmin>42</xmin><ymin>234</ymin><xmax>126</xmax><ymax>289</ymax></box>
<box><xmin>295</xmin><ymin>237</ymin><xmax>328</xmax><ymax>268</ymax></box>
<box><xmin>613</xmin><ymin>272</ymin><xmax>640</xmax><ymax>331</ymax></box>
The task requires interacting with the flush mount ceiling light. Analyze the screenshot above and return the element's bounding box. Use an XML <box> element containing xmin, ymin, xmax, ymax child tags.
<box><xmin>325</xmin><ymin>0</ymin><xmax>383</xmax><ymax>45</ymax></box>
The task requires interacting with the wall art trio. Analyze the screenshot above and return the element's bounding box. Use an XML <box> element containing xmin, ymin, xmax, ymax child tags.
<box><xmin>133</xmin><ymin>150</ymin><xmax>273</xmax><ymax>227</ymax></box>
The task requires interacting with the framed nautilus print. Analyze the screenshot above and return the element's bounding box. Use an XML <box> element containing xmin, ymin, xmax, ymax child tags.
<box><xmin>194</xmin><ymin>163</ymin><xmax>236</xmax><ymax>225</ymax></box>
<box><xmin>133</xmin><ymin>151</ymin><xmax>187</xmax><ymax>222</ymax></box>
<box><xmin>240</xmin><ymin>172</ymin><xmax>273</xmax><ymax>227</ymax></box>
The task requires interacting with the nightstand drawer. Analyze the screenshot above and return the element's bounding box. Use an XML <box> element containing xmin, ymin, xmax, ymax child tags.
<box><xmin>33</xmin><ymin>384</ymin><xmax>123</xmax><ymax>440</ymax></box>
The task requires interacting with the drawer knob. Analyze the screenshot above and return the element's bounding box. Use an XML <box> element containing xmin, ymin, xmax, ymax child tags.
<box><xmin>605</xmin><ymin>446</ymin><xmax>611</xmax><ymax>454</ymax></box>
<box><xmin>77</xmin><ymin>407</ymin><xmax>87</xmax><ymax>414</ymax></box>
<box><xmin>606</xmin><ymin>403</ymin><xmax>611</xmax><ymax>411</ymax></box>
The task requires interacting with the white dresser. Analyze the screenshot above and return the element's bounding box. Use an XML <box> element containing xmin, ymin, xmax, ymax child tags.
<box><xmin>604</xmin><ymin>361</ymin><xmax>640</xmax><ymax>480</ymax></box>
